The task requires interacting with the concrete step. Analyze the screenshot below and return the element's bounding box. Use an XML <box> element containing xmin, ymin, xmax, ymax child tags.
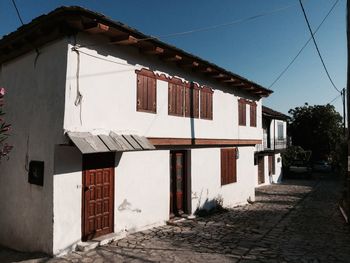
<box><xmin>76</xmin><ymin>232</ymin><xmax>125</xmax><ymax>252</ymax></box>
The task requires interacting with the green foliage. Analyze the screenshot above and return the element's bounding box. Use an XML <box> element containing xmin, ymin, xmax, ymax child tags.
<box><xmin>282</xmin><ymin>146</ymin><xmax>312</xmax><ymax>168</ymax></box>
<box><xmin>288</xmin><ymin>103</ymin><xmax>343</xmax><ymax>162</ymax></box>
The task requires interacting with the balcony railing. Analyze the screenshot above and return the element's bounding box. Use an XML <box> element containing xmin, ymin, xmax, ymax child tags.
<box><xmin>256</xmin><ymin>139</ymin><xmax>287</xmax><ymax>152</ymax></box>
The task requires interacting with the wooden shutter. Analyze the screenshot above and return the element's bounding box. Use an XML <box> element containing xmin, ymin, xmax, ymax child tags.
<box><xmin>271</xmin><ymin>154</ymin><xmax>275</xmax><ymax>174</ymax></box>
<box><xmin>238</xmin><ymin>100</ymin><xmax>246</xmax><ymax>126</ymax></box>
<box><xmin>137</xmin><ymin>73</ymin><xmax>156</xmax><ymax>113</ymax></box>
<box><xmin>185</xmin><ymin>84</ymin><xmax>199</xmax><ymax>118</ymax></box>
<box><xmin>250</xmin><ymin>103</ymin><xmax>257</xmax><ymax>127</ymax></box>
<box><xmin>200</xmin><ymin>88</ymin><xmax>213</xmax><ymax>120</ymax></box>
<box><xmin>221</xmin><ymin>148</ymin><xmax>237</xmax><ymax>185</ymax></box>
<box><xmin>169</xmin><ymin>83</ymin><xmax>184</xmax><ymax>116</ymax></box>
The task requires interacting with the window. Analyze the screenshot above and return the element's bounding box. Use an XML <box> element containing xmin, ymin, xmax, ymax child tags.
<box><xmin>168</xmin><ymin>82</ymin><xmax>185</xmax><ymax>116</ymax></box>
<box><xmin>184</xmin><ymin>84</ymin><xmax>199</xmax><ymax>118</ymax></box>
<box><xmin>200</xmin><ymin>87</ymin><xmax>213</xmax><ymax>120</ymax></box>
<box><xmin>250</xmin><ymin>103</ymin><xmax>257</xmax><ymax>127</ymax></box>
<box><xmin>136</xmin><ymin>71</ymin><xmax>157</xmax><ymax>113</ymax></box>
<box><xmin>238</xmin><ymin>99</ymin><xmax>246</xmax><ymax>126</ymax></box>
<box><xmin>221</xmin><ymin>148</ymin><xmax>237</xmax><ymax>185</ymax></box>
<box><xmin>277</xmin><ymin>122</ymin><xmax>284</xmax><ymax>140</ymax></box>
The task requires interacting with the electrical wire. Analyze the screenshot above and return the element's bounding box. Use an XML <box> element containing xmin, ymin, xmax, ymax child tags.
<box><xmin>299</xmin><ymin>0</ymin><xmax>341</xmax><ymax>94</ymax></box>
<box><xmin>11</xmin><ymin>0</ymin><xmax>24</xmax><ymax>25</ymax></box>
<box><xmin>75</xmin><ymin>2</ymin><xmax>300</xmax><ymax>50</ymax></box>
<box><xmin>328</xmin><ymin>93</ymin><xmax>342</xmax><ymax>105</ymax></box>
<box><xmin>269</xmin><ymin>0</ymin><xmax>340</xmax><ymax>89</ymax></box>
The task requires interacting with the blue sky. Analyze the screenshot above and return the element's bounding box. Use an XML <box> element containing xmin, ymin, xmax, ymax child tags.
<box><xmin>0</xmin><ymin>0</ymin><xmax>346</xmax><ymax>115</ymax></box>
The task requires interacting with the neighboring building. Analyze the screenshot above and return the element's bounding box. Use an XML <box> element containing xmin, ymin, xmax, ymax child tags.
<box><xmin>255</xmin><ymin>106</ymin><xmax>288</xmax><ymax>185</ymax></box>
<box><xmin>0</xmin><ymin>7</ymin><xmax>272</xmax><ymax>255</ymax></box>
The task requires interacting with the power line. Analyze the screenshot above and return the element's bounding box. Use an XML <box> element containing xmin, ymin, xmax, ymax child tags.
<box><xmin>11</xmin><ymin>0</ymin><xmax>24</xmax><ymax>25</ymax></box>
<box><xmin>139</xmin><ymin>3</ymin><xmax>300</xmax><ymax>41</ymax></box>
<box><xmin>328</xmin><ymin>93</ymin><xmax>342</xmax><ymax>105</ymax></box>
<box><xmin>75</xmin><ymin>2</ymin><xmax>300</xmax><ymax>50</ymax></box>
<box><xmin>298</xmin><ymin>0</ymin><xmax>341</xmax><ymax>94</ymax></box>
<box><xmin>269</xmin><ymin>0</ymin><xmax>340</xmax><ymax>89</ymax></box>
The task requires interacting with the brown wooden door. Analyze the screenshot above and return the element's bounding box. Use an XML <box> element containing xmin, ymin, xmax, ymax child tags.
<box><xmin>258</xmin><ymin>156</ymin><xmax>265</xmax><ymax>184</ymax></box>
<box><xmin>170</xmin><ymin>151</ymin><xmax>187</xmax><ymax>217</ymax></box>
<box><xmin>82</xmin><ymin>153</ymin><xmax>115</xmax><ymax>241</ymax></box>
<box><xmin>268</xmin><ymin>155</ymin><xmax>273</xmax><ymax>175</ymax></box>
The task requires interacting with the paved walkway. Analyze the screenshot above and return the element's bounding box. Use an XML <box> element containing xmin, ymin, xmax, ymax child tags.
<box><xmin>3</xmin><ymin>176</ymin><xmax>350</xmax><ymax>262</ymax></box>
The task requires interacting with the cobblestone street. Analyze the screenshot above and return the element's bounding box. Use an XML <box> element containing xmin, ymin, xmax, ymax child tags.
<box><xmin>3</xmin><ymin>177</ymin><xmax>350</xmax><ymax>262</ymax></box>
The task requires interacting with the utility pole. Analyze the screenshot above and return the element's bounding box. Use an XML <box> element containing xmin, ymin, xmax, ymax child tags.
<box><xmin>346</xmin><ymin>0</ymin><xmax>350</xmax><ymax>218</ymax></box>
<box><xmin>342</xmin><ymin>88</ymin><xmax>346</xmax><ymax>136</ymax></box>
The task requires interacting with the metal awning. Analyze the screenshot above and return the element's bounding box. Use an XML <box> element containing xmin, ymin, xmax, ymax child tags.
<box><xmin>67</xmin><ymin>131</ymin><xmax>155</xmax><ymax>154</ymax></box>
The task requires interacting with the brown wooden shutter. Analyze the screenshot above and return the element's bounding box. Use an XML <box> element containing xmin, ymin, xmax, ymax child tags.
<box><xmin>221</xmin><ymin>148</ymin><xmax>237</xmax><ymax>185</ymax></box>
<box><xmin>200</xmin><ymin>88</ymin><xmax>213</xmax><ymax>120</ymax></box>
<box><xmin>137</xmin><ymin>74</ymin><xmax>144</xmax><ymax>111</ymax></box>
<box><xmin>136</xmin><ymin>72</ymin><xmax>156</xmax><ymax>113</ymax></box>
<box><xmin>238</xmin><ymin>100</ymin><xmax>246</xmax><ymax>126</ymax></box>
<box><xmin>185</xmin><ymin>85</ymin><xmax>199</xmax><ymax>118</ymax></box>
<box><xmin>250</xmin><ymin>103</ymin><xmax>257</xmax><ymax>127</ymax></box>
<box><xmin>268</xmin><ymin>155</ymin><xmax>273</xmax><ymax>175</ymax></box>
<box><xmin>272</xmin><ymin>154</ymin><xmax>275</xmax><ymax>174</ymax></box>
<box><xmin>169</xmin><ymin>83</ymin><xmax>184</xmax><ymax>116</ymax></box>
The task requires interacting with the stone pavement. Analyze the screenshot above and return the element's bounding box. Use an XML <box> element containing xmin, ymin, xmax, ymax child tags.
<box><xmin>4</xmin><ymin>176</ymin><xmax>350</xmax><ymax>262</ymax></box>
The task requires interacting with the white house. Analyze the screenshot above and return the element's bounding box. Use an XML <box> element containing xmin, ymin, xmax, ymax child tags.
<box><xmin>255</xmin><ymin>106</ymin><xmax>288</xmax><ymax>185</ymax></box>
<box><xmin>0</xmin><ymin>7</ymin><xmax>272</xmax><ymax>255</ymax></box>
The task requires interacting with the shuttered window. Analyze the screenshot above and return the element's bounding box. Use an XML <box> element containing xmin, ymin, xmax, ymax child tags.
<box><xmin>168</xmin><ymin>83</ymin><xmax>185</xmax><ymax>116</ymax></box>
<box><xmin>200</xmin><ymin>88</ymin><xmax>213</xmax><ymax>120</ymax></box>
<box><xmin>221</xmin><ymin>148</ymin><xmax>237</xmax><ymax>185</ymax></box>
<box><xmin>250</xmin><ymin>103</ymin><xmax>257</xmax><ymax>127</ymax></box>
<box><xmin>238</xmin><ymin>99</ymin><xmax>246</xmax><ymax>126</ymax></box>
<box><xmin>185</xmin><ymin>84</ymin><xmax>199</xmax><ymax>118</ymax></box>
<box><xmin>136</xmin><ymin>73</ymin><xmax>157</xmax><ymax>113</ymax></box>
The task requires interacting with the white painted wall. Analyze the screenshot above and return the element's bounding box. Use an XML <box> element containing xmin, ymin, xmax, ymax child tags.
<box><xmin>64</xmin><ymin>33</ymin><xmax>262</xmax><ymax>141</ymax></box>
<box><xmin>269</xmin><ymin>119</ymin><xmax>287</xmax><ymax>145</ymax></box>
<box><xmin>53</xmin><ymin>146</ymin><xmax>82</xmax><ymax>255</ymax></box>
<box><xmin>114</xmin><ymin>150</ymin><xmax>169</xmax><ymax>233</ymax></box>
<box><xmin>0</xmin><ymin>39</ymin><xmax>68</xmax><ymax>254</ymax></box>
<box><xmin>191</xmin><ymin>146</ymin><xmax>256</xmax><ymax>212</ymax></box>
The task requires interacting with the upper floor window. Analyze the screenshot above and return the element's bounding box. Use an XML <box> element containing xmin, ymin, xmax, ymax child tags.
<box><xmin>136</xmin><ymin>70</ymin><xmax>157</xmax><ymax>113</ymax></box>
<box><xmin>200</xmin><ymin>87</ymin><xmax>213</xmax><ymax>120</ymax></box>
<box><xmin>168</xmin><ymin>82</ymin><xmax>185</xmax><ymax>116</ymax></box>
<box><xmin>250</xmin><ymin>103</ymin><xmax>257</xmax><ymax>127</ymax></box>
<box><xmin>221</xmin><ymin>148</ymin><xmax>237</xmax><ymax>185</ymax></box>
<box><xmin>277</xmin><ymin>122</ymin><xmax>284</xmax><ymax>140</ymax></box>
<box><xmin>185</xmin><ymin>83</ymin><xmax>200</xmax><ymax>118</ymax></box>
<box><xmin>238</xmin><ymin>99</ymin><xmax>246</xmax><ymax>126</ymax></box>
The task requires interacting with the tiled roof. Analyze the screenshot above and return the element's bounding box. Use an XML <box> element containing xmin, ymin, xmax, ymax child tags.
<box><xmin>0</xmin><ymin>6</ymin><xmax>272</xmax><ymax>98</ymax></box>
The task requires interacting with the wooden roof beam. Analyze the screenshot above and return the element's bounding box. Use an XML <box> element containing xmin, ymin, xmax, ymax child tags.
<box><xmin>140</xmin><ymin>46</ymin><xmax>164</xmax><ymax>55</ymax></box>
<box><xmin>199</xmin><ymin>67</ymin><xmax>213</xmax><ymax>73</ymax></box>
<box><xmin>222</xmin><ymin>78</ymin><xmax>239</xmax><ymax>83</ymax></box>
<box><xmin>212</xmin><ymin>73</ymin><xmax>227</xmax><ymax>79</ymax></box>
<box><xmin>162</xmin><ymin>54</ymin><xmax>182</xmax><ymax>62</ymax></box>
<box><xmin>110</xmin><ymin>35</ymin><xmax>138</xmax><ymax>45</ymax></box>
<box><xmin>179</xmin><ymin>61</ymin><xmax>199</xmax><ymax>68</ymax></box>
<box><xmin>84</xmin><ymin>22</ymin><xmax>110</xmax><ymax>34</ymax></box>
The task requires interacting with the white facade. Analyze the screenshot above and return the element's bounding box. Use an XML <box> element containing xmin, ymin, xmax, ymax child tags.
<box><xmin>255</xmin><ymin>111</ymin><xmax>288</xmax><ymax>187</ymax></box>
<box><xmin>0</xmin><ymin>29</ymin><xmax>266</xmax><ymax>255</ymax></box>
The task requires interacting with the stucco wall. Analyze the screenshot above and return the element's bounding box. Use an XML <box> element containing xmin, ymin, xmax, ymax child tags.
<box><xmin>0</xmin><ymin>39</ymin><xmax>68</xmax><ymax>254</ymax></box>
<box><xmin>53</xmin><ymin>146</ymin><xmax>82</xmax><ymax>255</ymax></box>
<box><xmin>191</xmin><ymin>146</ymin><xmax>256</xmax><ymax>212</ymax></box>
<box><xmin>64</xmin><ymin>33</ymin><xmax>262</xmax><ymax>140</ymax></box>
<box><xmin>114</xmin><ymin>150</ymin><xmax>169</xmax><ymax>233</ymax></box>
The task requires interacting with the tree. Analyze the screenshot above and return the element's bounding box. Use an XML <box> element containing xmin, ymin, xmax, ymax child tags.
<box><xmin>0</xmin><ymin>87</ymin><xmax>12</xmax><ymax>161</ymax></box>
<box><xmin>288</xmin><ymin>103</ymin><xmax>343</xmax><ymax>162</ymax></box>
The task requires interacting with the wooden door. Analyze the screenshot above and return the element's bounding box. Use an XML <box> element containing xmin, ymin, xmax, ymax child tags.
<box><xmin>268</xmin><ymin>155</ymin><xmax>273</xmax><ymax>175</ymax></box>
<box><xmin>258</xmin><ymin>156</ymin><xmax>265</xmax><ymax>184</ymax></box>
<box><xmin>82</xmin><ymin>153</ymin><xmax>115</xmax><ymax>241</ymax></box>
<box><xmin>170</xmin><ymin>151</ymin><xmax>187</xmax><ymax>217</ymax></box>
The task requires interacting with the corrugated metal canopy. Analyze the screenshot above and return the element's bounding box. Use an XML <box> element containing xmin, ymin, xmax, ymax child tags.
<box><xmin>67</xmin><ymin>132</ymin><xmax>155</xmax><ymax>154</ymax></box>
